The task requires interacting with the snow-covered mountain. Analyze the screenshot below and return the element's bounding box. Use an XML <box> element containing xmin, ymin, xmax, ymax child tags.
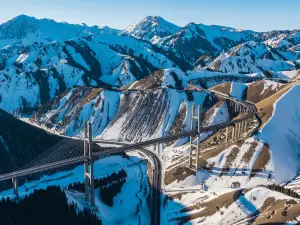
<box><xmin>3</xmin><ymin>15</ymin><xmax>300</xmax><ymax>113</ymax></box>
<box><xmin>207</xmin><ymin>41</ymin><xmax>300</xmax><ymax>73</ymax></box>
<box><xmin>264</xmin><ymin>30</ymin><xmax>300</xmax><ymax>52</ymax></box>
<box><xmin>0</xmin><ymin>15</ymin><xmax>119</xmax><ymax>48</ymax></box>
<box><xmin>156</xmin><ymin>22</ymin><xmax>258</xmax><ymax>66</ymax></box>
<box><xmin>119</xmin><ymin>16</ymin><xmax>181</xmax><ymax>43</ymax></box>
<box><xmin>0</xmin><ymin>32</ymin><xmax>185</xmax><ymax>112</ymax></box>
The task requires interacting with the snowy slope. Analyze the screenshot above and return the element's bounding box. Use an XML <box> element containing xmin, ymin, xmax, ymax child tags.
<box><xmin>100</xmin><ymin>88</ymin><xmax>209</xmax><ymax>142</ymax></box>
<box><xmin>163</xmin><ymin>186</ymin><xmax>300</xmax><ymax>225</ymax></box>
<box><xmin>32</xmin><ymin>87</ymin><xmax>120</xmax><ymax>137</ymax></box>
<box><xmin>29</xmin><ymin>69</ymin><xmax>262</xmax><ymax>139</ymax></box>
<box><xmin>265</xmin><ymin>30</ymin><xmax>300</xmax><ymax>52</ymax></box>
<box><xmin>259</xmin><ymin>84</ymin><xmax>300</xmax><ymax>183</ymax></box>
<box><xmin>156</xmin><ymin>22</ymin><xmax>257</xmax><ymax>65</ymax></box>
<box><xmin>0</xmin><ymin>34</ymin><xmax>181</xmax><ymax>112</ymax></box>
<box><xmin>3</xmin><ymin>15</ymin><xmax>300</xmax><ymax>114</ymax></box>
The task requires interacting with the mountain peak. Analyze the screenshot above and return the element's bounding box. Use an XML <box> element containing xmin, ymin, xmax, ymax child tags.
<box><xmin>143</xmin><ymin>16</ymin><xmax>163</xmax><ymax>21</ymax></box>
<box><xmin>0</xmin><ymin>14</ymin><xmax>39</xmax><ymax>39</ymax></box>
<box><xmin>120</xmin><ymin>16</ymin><xmax>181</xmax><ymax>43</ymax></box>
<box><xmin>11</xmin><ymin>14</ymin><xmax>36</xmax><ymax>21</ymax></box>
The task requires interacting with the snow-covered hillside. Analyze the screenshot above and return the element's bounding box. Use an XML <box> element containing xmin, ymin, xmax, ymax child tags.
<box><xmin>0</xmin><ymin>33</ymin><xmax>183</xmax><ymax>112</ymax></box>
<box><xmin>265</xmin><ymin>30</ymin><xmax>300</xmax><ymax>52</ymax></box>
<box><xmin>29</xmin><ymin>69</ymin><xmax>258</xmax><ymax>138</ymax></box>
<box><xmin>2</xmin><ymin>15</ymin><xmax>300</xmax><ymax>113</ymax></box>
<box><xmin>207</xmin><ymin>41</ymin><xmax>299</xmax><ymax>73</ymax></box>
<box><xmin>259</xmin><ymin>84</ymin><xmax>300</xmax><ymax>183</ymax></box>
<box><xmin>163</xmin><ymin>186</ymin><xmax>300</xmax><ymax>224</ymax></box>
<box><xmin>156</xmin><ymin>22</ymin><xmax>257</xmax><ymax>65</ymax></box>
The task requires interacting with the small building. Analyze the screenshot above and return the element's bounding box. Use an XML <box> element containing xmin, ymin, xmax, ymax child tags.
<box><xmin>231</xmin><ymin>182</ymin><xmax>241</xmax><ymax>189</ymax></box>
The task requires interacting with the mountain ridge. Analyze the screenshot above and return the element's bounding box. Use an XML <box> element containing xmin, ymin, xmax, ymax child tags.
<box><xmin>1</xmin><ymin>14</ymin><xmax>300</xmax><ymax>114</ymax></box>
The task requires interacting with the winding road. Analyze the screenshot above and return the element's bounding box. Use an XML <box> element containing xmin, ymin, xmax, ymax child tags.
<box><xmin>92</xmin><ymin>140</ymin><xmax>161</xmax><ymax>225</ymax></box>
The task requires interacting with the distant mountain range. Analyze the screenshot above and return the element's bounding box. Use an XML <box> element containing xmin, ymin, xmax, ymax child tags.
<box><xmin>1</xmin><ymin>14</ymin><xmax>300</xmax><ymax>112</ymax></box>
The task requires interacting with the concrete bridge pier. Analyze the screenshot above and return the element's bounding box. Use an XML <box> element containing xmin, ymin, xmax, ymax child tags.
<box><xmin>225</xmin><ymin>127</ymin><xmax>229</xmax><ymax>143</ymax></box>
<box><xmin>196</xmin><ymin>105</ymin><xmax>201</xmax><ymax>170</ymax></box>
<box><xmin>243</xmin><ymin>120</ymin><xmax>247</xmax><ymax>133</ymax></box>
<box><xmin>84</xmin><ymin>122</ymin><xmax>96</xmax><ymax>212</ymax></box>
<box><xmin>234</xmin><ymin>103</ymin><xmax>237</xmax><ymax>114</ymax></box>
<box><xmin>12</xmin><ymin>177</ymin><xmax>18</xmax><ymax>199</ymax></box>
<box><xmin>241</xmin><ymin>121</ymin><xmax>245</xmax><ymax>134</ymax></box>
<box><xmin>237</xmin><ymin>122</ymin><xmax>241</xmax><ymax>138</ymax></box>
<box><xmin>231</xmin><ymin>125</ymin><xmax>235</xmax><ymax>142</ymax></box>
<box><xmin>189</xmin><ymin>104</ymin><xmax>201</xmax><ymax>171</ymax></box>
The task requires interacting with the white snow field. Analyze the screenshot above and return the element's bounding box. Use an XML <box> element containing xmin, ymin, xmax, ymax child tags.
<box><xmin>260</xmin><ymin>84</ymin><xmax>300</xmax><ymax>183</ymax></box>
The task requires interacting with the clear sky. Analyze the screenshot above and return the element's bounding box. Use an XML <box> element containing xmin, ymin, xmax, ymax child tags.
<box><xmin>1</xmin><ymin>0</ymin><xmax>300</xmax><ymax>31</ymax></box>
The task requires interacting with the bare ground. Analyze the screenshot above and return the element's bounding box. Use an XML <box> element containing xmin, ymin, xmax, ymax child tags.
<box><xmin>250</xmin><ymin>143</ymin><xmax>271</xmax><ymax>178</ymax></box>
<box><xmin>210</xmin><ymin>82</ymin><xmax>232</xmax><ymax>96</ymax></box>
<box><xmin>247</xmin><ymin>80</ymin><xmax>286</xmax><ymax>104</ymax></box>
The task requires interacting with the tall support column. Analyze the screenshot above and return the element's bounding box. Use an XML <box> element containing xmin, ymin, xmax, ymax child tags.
<box><xmin>240</xmin><ymin>121</ymin><xmax>244</xmax><ymax>134</ymax></box>
<box><xmin>240</xmin><ymin>122</ymin><xmax>243</xmax><ymax>136</ymax></box>
<box><xmin>189</xmin><ymin>104</ymin><xmax>195</xmax><ymax>168</ymax></box>
<box><xmin>225</xmin><ymin>126</ymin><xmax>229</xmax><ymax>143</ymax></box>
<box><xmin>84</xmin><ymin>122</ymin><xmax>89</xmax><ymax>201</ymax></box>
<box><xmin>239</xmin><ymin>121</ymin><xmax>243</xmax><ymax>136</ymax></box>
<box><xmin>88</xmin><ymin>122</ymin><xmax>95</xmax><ymax>208</ymax></box>
<box><xmin>196</xmin><ymin>105</ymin><xmax>201</xmax><ymax>170</ymax></box>
<box><xmin>233</xmin><ymin>124</ymin><xmax>236</xmax><ymax>141</ymax></box>
<box><xmin>189</xmin><ymin>104</ymin><xmax>202</xmax><ymax>171</ymax></box>
<box><xmin>12</xmin><ymin>177</ymin><xmax>18</xmax><ymax>199</ymax></box>
<box><xmin>84</xmin><ymin>122</ymin><xmax>96</xmax><ymax>211</ymax></box>
<box><xmin>241</xmin><ymin>122</ymin><xmax>244</xmax><ymax>135</ymax></box>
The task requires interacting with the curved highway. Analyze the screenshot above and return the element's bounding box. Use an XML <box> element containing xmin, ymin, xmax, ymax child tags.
<box><xmin>85</xmin><ymin>140</ymin><xmax>161</xmax><ymax>225</ymax></box>
<box><xmin>0</xmin><ymin>75</ymin><xmax>262</xmax><ymax>182</ymax></box>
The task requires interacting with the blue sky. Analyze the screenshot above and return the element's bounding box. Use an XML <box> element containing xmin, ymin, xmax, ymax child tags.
<box><xmin>1</xmin><ymin>0</ymin><xmax>300</xmax><ymax>31</ymax></box>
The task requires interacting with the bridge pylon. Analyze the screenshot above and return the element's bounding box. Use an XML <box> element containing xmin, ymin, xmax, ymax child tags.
<box><xmin>12</xmin><ymin>177</ymin><xmax>18</xmax><ymax>199</ymax></box>
<box><xmin>84</xmin><ymin>121</ymin><xmax>96</xmax><ymax>212</ymax></box>
<box><xmin>189</xmin><ymin>103</ymin><xmax>201</xmax><ymax>171</ymax></box>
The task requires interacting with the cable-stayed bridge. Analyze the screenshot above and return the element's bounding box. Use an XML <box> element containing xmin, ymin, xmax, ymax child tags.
<box><xmin>0</xmin><ymin>76</ymin><xmax>270</xmax><ymax>225</ymax></box>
